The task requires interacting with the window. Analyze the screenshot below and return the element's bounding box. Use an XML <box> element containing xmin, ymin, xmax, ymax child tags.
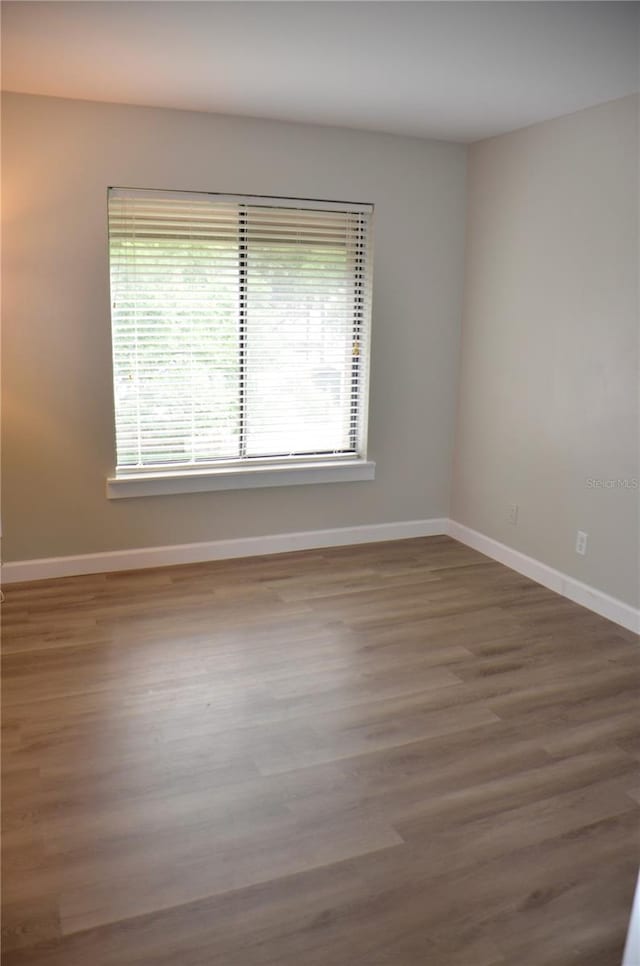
<box><xmin>107</xmin><ymin>188</ymin><xmax>374</xmax><ymax>497</ymax></box>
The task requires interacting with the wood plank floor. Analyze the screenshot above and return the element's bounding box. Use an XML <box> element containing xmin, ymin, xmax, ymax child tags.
<box><xmin>2</xmin><ymin>535</ymin><xmax>639</xmax><ymax>965</ymax></box>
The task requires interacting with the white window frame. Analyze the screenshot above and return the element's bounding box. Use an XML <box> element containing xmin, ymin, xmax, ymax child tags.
<box><xmin>106</xmin><ymin>189</ymin><xmax>375</xmax><ymax>499</ymax></box>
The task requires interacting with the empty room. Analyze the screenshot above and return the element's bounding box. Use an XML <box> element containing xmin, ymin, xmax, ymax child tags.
<box><xmin>1</xmin><ymin>2</ymin><xmax>639</xmax><ymax>964</ymax></box>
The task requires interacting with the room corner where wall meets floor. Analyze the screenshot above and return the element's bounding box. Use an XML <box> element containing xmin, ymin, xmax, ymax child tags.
<box><xmin>2</xmin><ymin>519</ymin><xmax>638</xmax><ymax>635</ymax></box>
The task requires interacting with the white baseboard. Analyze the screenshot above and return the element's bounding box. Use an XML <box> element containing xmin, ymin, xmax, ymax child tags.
<box><xmin>1</xmin><ymin>518</ymin><xmax>448</xmax><ymax>584</ymax></box>
<box><xmin>3</xmin><ymin>517</ymin><xmax>638</xmax><ymax>635</ymax></box>
<box><xmin>448</xmin><ymin>520</ymin><xmax>640</xmax><ymax>635</ymax></box>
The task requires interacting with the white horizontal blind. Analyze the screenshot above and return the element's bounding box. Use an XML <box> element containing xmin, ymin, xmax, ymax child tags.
<box><xmin>108</xmin><ymin>188</ymin><xmax>373</xmax><ymax>472</ymax></box>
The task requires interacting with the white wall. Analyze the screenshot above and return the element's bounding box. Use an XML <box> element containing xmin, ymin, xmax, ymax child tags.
<box><xmin>452</xmin><ymin>96</ymin><xmax>639</xmax><ymax>608</ymax></box>
<box><xmin>1</xmin><ymin>93</ymin><xmax>466</xmax><ymax>561</ymax></box>
<box><xmin>5</xmin><ymin>91</ymin><xmax>637</xmax><ymax>613</ymax></box>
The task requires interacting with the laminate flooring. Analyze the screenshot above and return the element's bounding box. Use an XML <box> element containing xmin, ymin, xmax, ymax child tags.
<box><xmin>2</xmin><ymin>536</ymin><xmax>639</xmax><ymax>965</ymax></box>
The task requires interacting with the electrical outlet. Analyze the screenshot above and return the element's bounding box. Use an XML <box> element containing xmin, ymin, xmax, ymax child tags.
<box><xmin>576</xmin><ymin>530</ymin><xmax>588</xmax><ymax>556</ymax></box>
<box><xmin>508</xmin><ymin>504</ymin><xmax>519</xmax><ymax>525</ymax></box>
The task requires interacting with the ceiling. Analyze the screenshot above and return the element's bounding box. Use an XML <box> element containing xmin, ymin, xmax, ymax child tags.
<box><xmin>2</xmin><ymin>1</ymin><xmax>638</xmax><ymax>143</ymax></box>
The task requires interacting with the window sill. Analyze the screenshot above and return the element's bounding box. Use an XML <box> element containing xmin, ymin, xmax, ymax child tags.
<box><xmin>106</xmin><ymin>459</ymin><xmax>376</xmax><ymax>499</ymax></box>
